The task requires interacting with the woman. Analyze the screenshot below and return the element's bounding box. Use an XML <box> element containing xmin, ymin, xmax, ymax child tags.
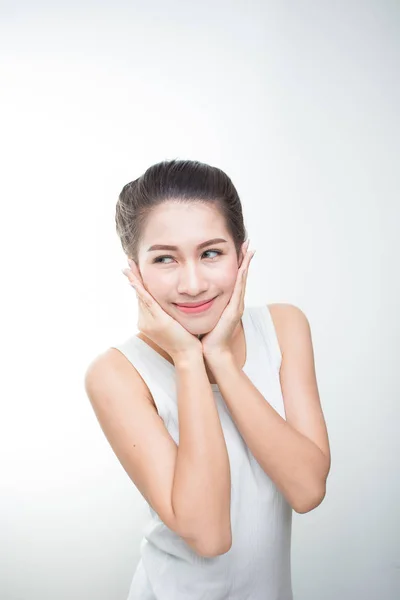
<box><xmin>85</xmin><ymin>159</ymin><xmax>331</xmax><ymax>599</ymax></box>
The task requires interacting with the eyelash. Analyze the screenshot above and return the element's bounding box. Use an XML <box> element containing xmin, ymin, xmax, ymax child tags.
<box><xmin>153</xmin><ymin>249</ymin><xmax>223</xmax><ymax>264</ymax></box>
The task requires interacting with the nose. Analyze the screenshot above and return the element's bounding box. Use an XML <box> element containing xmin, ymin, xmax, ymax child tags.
<box><xmin>176</xmin><ymin>263</ymin><xmax>210</xmax><ymax>297</ymax></box>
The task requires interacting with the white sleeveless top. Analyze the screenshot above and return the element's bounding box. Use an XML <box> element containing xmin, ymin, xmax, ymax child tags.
<box><xmin>111</xmin><ymin>304</ymin><xmax>293</xmax><ymax>600</ymax></box>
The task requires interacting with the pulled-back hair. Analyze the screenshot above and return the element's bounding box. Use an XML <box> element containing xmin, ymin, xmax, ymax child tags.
<box><xmin>115</xmin><ymin>159</ymin><xmax>247</xmax><ymax>264</ymax></box>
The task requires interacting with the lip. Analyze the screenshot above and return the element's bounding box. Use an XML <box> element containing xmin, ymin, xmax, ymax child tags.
<box><xmin>175</xmin><ymin>297</ymin><xmax>215</xmax><ymax>308</ymax></box>
<box><xmin>174</xmin><ymin>297</ymin><xmax>217</xmax><ymax>314</ymax></box>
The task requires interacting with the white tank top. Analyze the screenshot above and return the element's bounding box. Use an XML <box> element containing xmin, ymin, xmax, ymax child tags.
<box><xmin>111</xmin><ymin>304</ymin><xmax>293</xmax><ymax>600</ymax></box>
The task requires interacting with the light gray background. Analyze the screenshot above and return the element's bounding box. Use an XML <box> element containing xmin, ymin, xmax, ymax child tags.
<box><xmin>1</xmin><ymin>1</ymin><xmax>399</xmax><ymax>599</ymax></box>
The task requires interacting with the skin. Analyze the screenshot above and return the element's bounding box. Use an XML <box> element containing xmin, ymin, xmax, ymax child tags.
<box><xmin>130</xmin><ymin>200</ymin><xmax>248</xmax><ymax>375</ymax></box>
<box><xmin>118</xmin><ymin>201</ymin><xmax>332</xmax><ymax>514</ymax></box>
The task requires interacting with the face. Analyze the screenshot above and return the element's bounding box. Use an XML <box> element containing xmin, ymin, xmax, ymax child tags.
<box><xmin>136</xmin><ymin>201</ymin><xmax>243</xmax><ymax>335</ymax></box>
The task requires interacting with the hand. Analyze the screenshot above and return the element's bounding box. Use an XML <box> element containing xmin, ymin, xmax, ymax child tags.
<box><xmin>121</xmin><ymin>260</ymin><xmax>202</xmax><ymax>360</ymax></box>
<box><xmin>200</xmin><ymin>240</ymin><xmax>255</xmax><ymax>360</ymax></box>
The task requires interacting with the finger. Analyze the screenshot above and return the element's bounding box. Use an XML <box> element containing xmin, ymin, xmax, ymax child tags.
<box><xmin>137</xmin><ymin>293</ymin><xmax>151</xmax><ymax>317</ymax></box>
<box><xmin>122</xmin><ymin>262</ymin><xmax>152</xmax><ymax>304</ymax></box>
<box><xmin>124</xmin><ymin>260</ymin><xmax>147</xmax><ymax>295</ymax></box>
<box><xmin>122</xmin><ymin>266</ymin><xmax>140</xmax><ymax>288</ymax></box>
<box><xmin>123</xmin><ymin>269</ymin><xmax>156</xmax><ymax>317</ymax></box>
<box><xmin>238</xmin><ymin>248</ymin><xmax>254</xmax><ymax>284</ymax></box>
<box><xmin>127</xmin><ymin>259</ymin><xmax>144</xmax><ymax>285</ymax></box>
<box><xmin>242</xmin><ymin>239</ymin><xmax>250</xmax><ymax>256</ymax></box>
<box><xmin>228</xmin><ymin>258</ymin><xmax>248</xmax><ymax>310</ymax></box>
<box><xmin>131</xmin><ymin>279</ymin><xmax>156</xmax><ymax>314</ymax></box>
<box><xmin>238</xmin><ymin>250</ymin><xmax>255</xmax><ymax>306</ymax></box>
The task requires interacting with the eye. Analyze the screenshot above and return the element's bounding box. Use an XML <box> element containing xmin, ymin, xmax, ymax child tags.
<box><xmin>203</xmin><ymin>249</ymin><xmax>222</xmax><ymax>259</ymax></box>
<box><xmin>153</xmin><ymin>249</ymin><xmax>223</xmax><ymax>264</ymax></box>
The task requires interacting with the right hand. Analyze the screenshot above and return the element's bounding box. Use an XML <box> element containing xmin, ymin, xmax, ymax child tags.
<box><xmin>122</xmin><ymin>263</ymin><xmax>202</xmax><ymax>360</ymax></box>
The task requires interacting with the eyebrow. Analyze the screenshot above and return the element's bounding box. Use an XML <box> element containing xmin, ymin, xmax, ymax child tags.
<box><xmin>147</xmin><ymin>238</ymin><xmax>228</xmax><ymax>252</ymax></box>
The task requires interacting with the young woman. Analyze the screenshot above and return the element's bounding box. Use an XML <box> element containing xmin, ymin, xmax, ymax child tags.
<box><xmin>85</xmin><ymin>159</ymin><xmax>331</xmax><ymax>600</ymax></box>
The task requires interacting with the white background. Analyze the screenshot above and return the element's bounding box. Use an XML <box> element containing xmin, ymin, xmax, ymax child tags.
<box><xmin>1</xmin><ymin>1</ymin><xmax>399</xmax><ymax>599</ymax></box>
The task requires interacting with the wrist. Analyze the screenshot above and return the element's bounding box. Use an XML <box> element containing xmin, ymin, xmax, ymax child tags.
<box><xmin>172</xmin><ymin>346</ymin><xmax>204</xmax><ymax>368</ymax></box>
<box><xmin>203</xmin><ymin>348</ymin><xmax>234</xmax><ymax>365</ymax></box>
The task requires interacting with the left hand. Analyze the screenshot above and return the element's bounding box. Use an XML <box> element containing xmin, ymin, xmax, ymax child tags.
<box><xmin>201</xmin><ymin>240</ymin><xmax>256</xmax><ymax>359</ymax></box>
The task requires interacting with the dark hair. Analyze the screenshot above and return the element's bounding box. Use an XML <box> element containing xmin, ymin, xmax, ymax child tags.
<box><xmin>115</xmin><ymin>159</ymin><xmax>248</xmax><ymax>264</ymax></box>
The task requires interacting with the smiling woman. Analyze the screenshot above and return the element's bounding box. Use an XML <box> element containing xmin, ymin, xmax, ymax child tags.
<box><xmin>84</xmin><ymin>159</ymin><xmax>329</xmax><ymax>600</ymax></box>
<box><xmin>115</xmin><ymin>161</ymin><xmax>249</xmax><ymax>342</ymax></box>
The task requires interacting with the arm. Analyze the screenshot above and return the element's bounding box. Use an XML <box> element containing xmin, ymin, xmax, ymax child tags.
<box><xmin>204</xmin><ymin>304</ymin><xmax>331</xmax><ymax>514</ymax></box>
<box><xmin>172</xmin><ymin>350</ymin><xmax>232</xmax><ymax>556</ymax></box>
<box><xmin>84</xmin><ymin>347</ymin><xmax>231</xmax><ymax>558</ymax></box>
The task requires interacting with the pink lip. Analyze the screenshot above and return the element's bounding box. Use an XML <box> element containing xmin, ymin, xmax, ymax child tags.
<box><xmin>175</xmin><ymin>297</ymin><xmax>215</xmax><ymax>308</ymax></box>
<box><xmin>174</xmin><ymin>297</ymin><xmax>217</xmax><ymax>314</ymax></box>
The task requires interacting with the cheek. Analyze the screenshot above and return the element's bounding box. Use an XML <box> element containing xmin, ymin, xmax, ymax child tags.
<box><xmin>140</xmin><ymin>270</ymin><xmax>164</xmax><ymax>296</ymax></box>
<box><xmin>218</xmin><ymin>262</ymin><xmax>239</xmax><ymax>289</ymax></box>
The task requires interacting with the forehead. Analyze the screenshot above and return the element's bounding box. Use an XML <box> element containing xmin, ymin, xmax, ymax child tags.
<box><xmin>143</xmin><ymin>201</ymin><xmax>228</xmax><ymax>241</ymax></box>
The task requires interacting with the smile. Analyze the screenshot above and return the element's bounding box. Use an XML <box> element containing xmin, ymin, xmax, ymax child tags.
<box><xmin>174</xmin><ymin>297</ymin><xmax>217</xmax><ymax>314</ymax></box>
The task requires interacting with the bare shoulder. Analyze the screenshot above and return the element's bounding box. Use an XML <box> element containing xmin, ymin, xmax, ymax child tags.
<box><xmin>267</xmin><ymin>303</ymin><xmax>311</xmax><ymax>355</ymax></box>
<box><xmin>85</xmin><ymin>347</ymin><xmax>156</xmax><ymax>409</ymax></box>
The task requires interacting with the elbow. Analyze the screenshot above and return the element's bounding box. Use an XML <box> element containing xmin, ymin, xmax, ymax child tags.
<box><xmin>195</xmin><ymin>532</ymin><xmax>232</xmax><ymax>558</ymax></box>
<box><xmin>293</xmin><ymin>484</ymin><xmax>327</xmax><ymax>515</ymax></box>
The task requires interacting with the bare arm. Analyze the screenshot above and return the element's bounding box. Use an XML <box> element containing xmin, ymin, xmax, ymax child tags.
<box><xmin>172</xmin><ymin>350</ymin><xmax>232</xmax><ymax>556</ymax></box>
<box><xmin>84</xmin><ymin>347</ymin><xmax>231</xmax><ymax>558</ymax></box>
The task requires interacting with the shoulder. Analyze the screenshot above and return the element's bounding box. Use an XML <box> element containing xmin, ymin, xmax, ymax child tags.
<box><xmin>84</xmin><ymin>347</ymin><xmax>155</xmax><ymax>408</ymax></box>
<box><xmin>267</xmin><ymin>303</ymin><xmax>311</xmax><ymax>356</ymax></box>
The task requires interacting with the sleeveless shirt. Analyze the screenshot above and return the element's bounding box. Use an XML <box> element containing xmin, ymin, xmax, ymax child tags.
<box><xmin>111</xmin><ymin>304</ymin><xmax>293</xmax><ymax>600</ymax></box>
